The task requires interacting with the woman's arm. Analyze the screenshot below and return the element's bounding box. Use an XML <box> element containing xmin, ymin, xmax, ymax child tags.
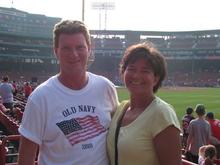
<box><xmin>154</xmin><ymin>125</ymin><xmax>182</xmax><ymax>165</ymax></box>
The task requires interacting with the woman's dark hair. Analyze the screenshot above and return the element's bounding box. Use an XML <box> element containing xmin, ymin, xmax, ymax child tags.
<box><xmin>205</xmin><ymin>145</ymin><xmax>216</xmax><ymax>159</ymax></box>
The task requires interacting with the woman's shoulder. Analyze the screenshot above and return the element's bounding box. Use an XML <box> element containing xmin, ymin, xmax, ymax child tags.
<box><xmin>154</xmin><ymin>97</ymin><xmax>175</xmax><ymax>113</ymax></box>
<box><xmin>114</xmin><ymin>100</ymin><xmax>129</xmax><ymax>116</ymax></box>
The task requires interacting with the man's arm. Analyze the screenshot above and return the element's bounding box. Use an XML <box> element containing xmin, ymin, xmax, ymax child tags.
<box><xmin>18</xmin><ymin>135</ymin><xmax>39</xmax><ymax>165</ymax></box>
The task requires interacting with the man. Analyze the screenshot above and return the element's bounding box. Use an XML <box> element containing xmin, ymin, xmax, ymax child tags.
<box><xmin>182</xmin><ymin>107</ymin><xmax>195</xmax><ymax>148</ymax></box>
<box><xmin>18</xmin><ymin>20</ymin><xmax>119</xmax><ymax>165</ymax></box>
<box><xmin>23</xmin><ymin>82</ymin><xmax>32</xmax><ymax>99</ymax></box>
<box><xmin>0</xmin><ymin>76</ymin><xmax>14</xmax><ymax>111</ymax></box>
<box><xmin>186</xmin><ymin>104</ymin><xmax>211</xmax><ymax>164</ymax></box>
<box><xmin>206</xmin><ymin>112</ymin><xmax>220</xmax><ymax>158</ymax></box>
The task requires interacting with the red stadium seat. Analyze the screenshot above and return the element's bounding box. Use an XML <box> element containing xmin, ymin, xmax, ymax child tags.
<box><xmin>14</xmin><ymin>108</ymin><xmax>23</xmax><ymax>123</ymax></box>
<box><xmin>0</xmin><ymin>135</ymin><xmax>20</xmax><ymax>165</ymax></box>
<box><xmin>0</xmin><ymin>135</ymin><xmax>38</xmax><ymax>165</ymax></box>
<box><xmin>213</xmin><ymin>159</ymin><xmax>220</xmax><ymax>165</ymax></box>
<box><xmin>0</xmin><ymin>110</ymin><xmax>19</xmax><ymax>135</ymax></box>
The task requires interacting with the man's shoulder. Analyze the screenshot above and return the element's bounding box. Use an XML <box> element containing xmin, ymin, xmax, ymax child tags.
<box><xmin>31</xmin><ymin>76</ymin><xmax>57</xmax><ymax>95</ymax></box>
<box><xmin>88</xmin><ymin>72</ymin><xmax>114</xmax><ymax>86</ymax></box>
<box><xmin>189</xmin><ymin>118</ymin><xmax>198</xmax><ymax>124</ymax></box>
<box><xmin>0</xmin><ymin>82</ymin><xmax>11</xmax><ymax>88</ymax></box>
<box><xmin>213</xmin><ymin>119</ymin><xmax>220</xmax><ymax>127</ymax></box>
<box><xmin>89</xmin><ymin>72</ymin><xmax>109</xmax><ymax>80</ymax></box>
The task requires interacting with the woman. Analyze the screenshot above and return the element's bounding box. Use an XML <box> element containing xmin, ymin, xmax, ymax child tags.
<box><xmin>107</xmin><ymin>42</ymin><xmax>182</xmax><ymax>165</ymax></box>
<box><xmin>198</xmin><ymin>145</ymin><xmax>220</xmax><ymax>165</ymax></box>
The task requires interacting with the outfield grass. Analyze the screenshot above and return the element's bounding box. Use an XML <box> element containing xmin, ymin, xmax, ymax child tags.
<box><xmin>116</xmin><ymin>87</ymin><xmax>220</xmax><ymax>121</ymax></box>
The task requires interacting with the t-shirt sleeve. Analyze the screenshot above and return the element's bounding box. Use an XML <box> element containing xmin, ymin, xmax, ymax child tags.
<box><xmin>152</xmin><ymin>104</ymin><xmax>181</xmax><ymax>137</ymax></box>
<box><xmin>19</xmin><ymin>97</ymin><xmax>46</xmax><ymax>145</ymax></box>
<box><xmin>106</xmin><ymin>81</ymin><xmax>119</xmax><ymax>113</ymax></box>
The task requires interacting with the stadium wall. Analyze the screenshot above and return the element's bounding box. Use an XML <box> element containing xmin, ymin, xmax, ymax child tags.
<box><xmin>0</xmin><ymin>7</ymin><xmax>220</xmax><ymax>86</ymax></box>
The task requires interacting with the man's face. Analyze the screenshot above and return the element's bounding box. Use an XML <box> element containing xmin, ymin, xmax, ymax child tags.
<box><xmin>54</xmin><ymin>33</ymin><xmax>91</xmax><ymax>75</ymax></box>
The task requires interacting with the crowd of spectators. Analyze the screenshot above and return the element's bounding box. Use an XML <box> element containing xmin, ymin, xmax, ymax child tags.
<box><xmin>181</xmin><ymin>104</ymin><xmax>220</xmax><ymax>164</ymax></box>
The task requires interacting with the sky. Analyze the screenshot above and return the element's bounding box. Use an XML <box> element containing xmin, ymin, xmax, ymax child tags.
<box><xmin>1</xmin><ymin>0</ymin><xmax>220</xmax><ymax>31</ymax></box>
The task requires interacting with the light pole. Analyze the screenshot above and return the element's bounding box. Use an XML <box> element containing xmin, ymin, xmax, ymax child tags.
<box><xmin>91</xmin><ymin>1</ymin><xmax>115</xmax><ymax>30</ymax></box>
<box><xmin>82</xmin><ymin>0</ymin><xmax>85</xmax><ymax>22</ymax></box>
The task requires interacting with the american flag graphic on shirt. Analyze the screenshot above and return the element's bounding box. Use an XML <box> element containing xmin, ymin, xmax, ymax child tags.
<box><xmin>56</xmin><ymin>115</ymin><xmax>106</xmax><ymax>146</ymax></box>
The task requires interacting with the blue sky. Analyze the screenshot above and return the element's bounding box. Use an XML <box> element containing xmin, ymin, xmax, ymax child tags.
<box><xmin>1</xmin><ymin>0</ymin><xmax>220</xmax><ymax>31</ymax></box>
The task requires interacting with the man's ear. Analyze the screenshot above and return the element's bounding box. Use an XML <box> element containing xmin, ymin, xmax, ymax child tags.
<box><xmin>153</xmin><ymin>76</ymin><xmax>160</xmax><ymax>87</ymax></box>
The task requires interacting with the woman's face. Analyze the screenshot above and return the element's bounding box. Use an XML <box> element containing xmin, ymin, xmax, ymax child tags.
<box><xmin>123</xmin><ymin>58</ymin><xmax>159</xmax><ymax>96</ymax></box>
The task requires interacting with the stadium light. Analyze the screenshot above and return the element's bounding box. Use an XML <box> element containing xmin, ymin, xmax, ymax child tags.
<box><xmin>91</xmin><ymin>1</ymin><xmax>115</xmax><ymax>30</ymax></box>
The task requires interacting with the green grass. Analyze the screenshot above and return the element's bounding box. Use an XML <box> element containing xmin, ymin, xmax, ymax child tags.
<box><xmin>116</xmin><ymin>87</ymin><xmax>220</xmax><ymax>121</ymax></box>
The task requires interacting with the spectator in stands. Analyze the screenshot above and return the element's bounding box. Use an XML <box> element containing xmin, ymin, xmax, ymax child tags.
<box><xmin>199</xmin><ymin>145</ymin><xmax>208</xmax><ymax>165</ymax></box>
<box><xmin>107</xmin><ymin>42</ymin><xmax>182</xmax><ymax>165</ymax></box>
<box><xmin>23</xmin><ymin>82</ymin><xmax>32</xmax><ymax>99</ymax></box>
<box><xmin>0</xmin><ymin>76</ymin><xmax>14</xmax><ymax>112</ymax></box>
<box><xmin>12</xmin><ymin>80</ymin><xmax>18</xmax><ymax>96</ymax></box>
<box><xmin>198</xmin><ymin>144</ymin><xmax>220</xmax><ymax>165</ymax></box>
<box><xmin>186</xmin><ymin>104</ymin><xmax>211</xmax><ymax>164</ymax></box>
<box><xmin>13</xmin><ymin>106</ymin><xmax>23</xmax><ymax>123</ymax></box>
<box><xmin>206</xmin><ymin>112</ymin><xmax>220</xmax><ymax>158</ymax></box>
<box><xmin>0</xmin><ymin>102</ymin><xmax>10</xmax><ymax>114</ymax></box>
<box><xmin>182</xmin><ymin>106</ymin><xmax>195</xmax><ymax>148</ymax></box>
<box><xmin>18</xmin><ymin>20</ymin><xmax>118</xmax><ymax>165</ymax></box>
<box><xmin>0</xmin><ymin>96</ymin><xmax>5</xmax><ymax>112</ymax></box>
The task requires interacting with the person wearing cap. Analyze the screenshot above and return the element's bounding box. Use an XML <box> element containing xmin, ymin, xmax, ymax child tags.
<box><xmin>185</xmin><ymin>104</ymin><xmax>211</xmax><ymax>164</ymax></box>
<box><xmin>206</xmin><ymin>112</ymin><xmax>220</xmax><ymax>158</ymax></box>
<box><xmin>182</xmin><ymin>107</ymin><xmax>195</xmax><ymax>148</ymax></box>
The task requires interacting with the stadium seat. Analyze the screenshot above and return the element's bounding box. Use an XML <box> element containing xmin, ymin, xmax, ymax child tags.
<box><xmin>0</xmin><ymin>134</ymin><xmax>39</xmax><ymax>165</ymax></box>
<box><xmin>0</xmin><ymin>110</ymin><xmax>19</xmax><ymax>135</ymax></box>
<box><xmin>214</xmin><ymin>159</ymin><xmax>220</xmax><ymax>165</ymax></box>
<box><xmin>0</xmin><ymin>135</ymin><xmax>20</xmax><ymax>165</ymax></box>
<box><xmin>182</xmin><ymin>159</ymin><xmax>198</xmax><ymax>165</ymax></box>
<box><xmin>14</xmin><ymin>108</ymin><xmax>23</xmax><ymax>123</ymax></box>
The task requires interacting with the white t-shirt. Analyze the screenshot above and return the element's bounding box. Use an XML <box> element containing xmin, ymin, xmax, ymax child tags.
<box><xmin>0</xmin><ymin>82</ymin><xmax>14</xmax><ymax>103</ymax></box>
<box><xmin>19</xmin><ymin>72</ymin><xmax>118</xmax><ymax>165</ymax></box>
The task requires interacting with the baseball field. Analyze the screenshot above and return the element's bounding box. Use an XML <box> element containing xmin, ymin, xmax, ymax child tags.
<box><xmin>116</xmin><ymin>87</ymin><xmax>220</xmax><ymax>121</ymax></box>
